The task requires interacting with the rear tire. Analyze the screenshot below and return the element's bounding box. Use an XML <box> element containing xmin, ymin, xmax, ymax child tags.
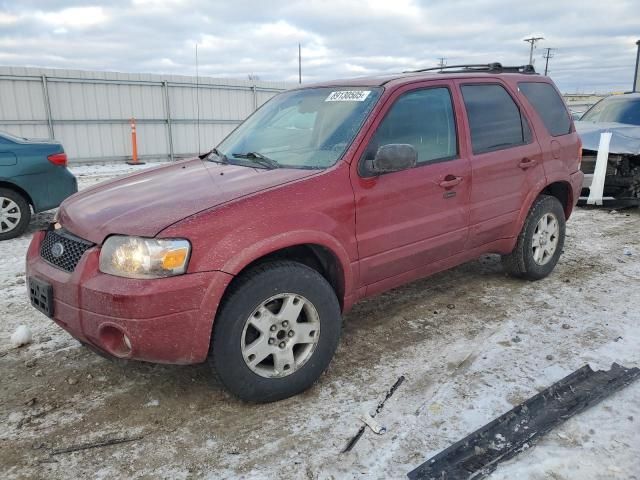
<box><xmin>0</xmin><ymin>188</ymin><xmax>31</xmax><ymax>241</ymax></box>
<box><xmin>501</xmin><ymin>195</ymin><xmax>566</xmax><ymax>280</ymax></box>
<box><xmin>209</xmin><ymin>260</ymin><xmax>342</xmax><ymax>403</ymax></box>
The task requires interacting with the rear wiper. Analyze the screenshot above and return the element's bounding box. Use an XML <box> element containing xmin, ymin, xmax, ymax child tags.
<box><xmin>232</xmin><ymin>151</ymin><xmax>279</xmax><ymax>169</ymax></box>
<box><xmin>204</xmin><ymin>148</ymin><xmax>228</xmax><ymax>164</ymax></box>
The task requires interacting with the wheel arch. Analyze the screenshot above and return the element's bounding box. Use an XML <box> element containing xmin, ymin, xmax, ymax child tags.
<box><xmin>509</xmin><ymin>179</ymin><xmax>574</xmax><ymax>244</ymax></box>
<box><xmin>226</xmin><ymin>242</ymin><xmax>349</xmax><ymax>311</ymax></box>
<box><xmin>0</xmin><ymin>180</ymin><xmax>34</xmax><ymax>208</ymax></box>
<box><xmin>540</xmin><ymin>180</ymin><xmax>573</xmax><ymax>219</ymax></box>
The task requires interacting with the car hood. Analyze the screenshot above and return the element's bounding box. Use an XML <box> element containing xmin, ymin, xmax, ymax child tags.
<box><xmin>58</xmin><ymin>159</ymin><xmax>316</xmax><ymax>244</ymax></box>
<box><xmin>575</xmin><ymin>121</ymin><xmax>640</xmax><ymax>155</ymax></box>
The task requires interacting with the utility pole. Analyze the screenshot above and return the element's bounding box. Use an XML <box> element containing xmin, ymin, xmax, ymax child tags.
<box><xmin>524</xmin><ymin>36</ymin><xmax>544</xmax><ymax>65</ymax></box>
<box><xmin>298</xmin><ymin>43</ymin><xmax>302</xmax><ymax>84</ymax></box>
<box><xmin>542</xmin><ymin>47</ymin><xmax>556</xmax><ymax>76</ymax></box>
<box><xmin>634</xmin><ymin>39</ymin><xmax>640</xmax><ymax>92</ymax></box>
<box><xmin>437</xmin><ymin>57</ymin><xmax>447</xmax><ymax>71</ymax></box>
<box><xmin>195</xmin><ymin>43</ymin><xmax>201</xmax><ymax>155</ymax></box>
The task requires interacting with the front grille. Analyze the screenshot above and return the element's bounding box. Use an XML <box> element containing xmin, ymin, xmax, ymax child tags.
<box><xmin>40</xmin><ymin>229</ymin><xmax>94</xmax><ymax>272</ymax></box>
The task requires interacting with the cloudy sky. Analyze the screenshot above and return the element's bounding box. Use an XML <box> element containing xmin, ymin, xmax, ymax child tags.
<box><xmin>0</xmin><ymin>0</ymin><xmax>638</xmax><ymax>92</ymax></box>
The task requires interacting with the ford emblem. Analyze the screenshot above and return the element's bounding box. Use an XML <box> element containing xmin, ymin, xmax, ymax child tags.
<box><xmin>51</xmin><ymin>242</ymin><xmax>65</xmax><ymax>258</ymax></box>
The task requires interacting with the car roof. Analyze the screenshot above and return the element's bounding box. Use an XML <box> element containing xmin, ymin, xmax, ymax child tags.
<box><xmin>299</xmin><ymin>70</ymin><xmax>544</xmax><ymax>90</ymax></box>
<box><xmin>603</xmin><ymin>92</ymin><xmax>640</xmax><ymax>100</ymax></box>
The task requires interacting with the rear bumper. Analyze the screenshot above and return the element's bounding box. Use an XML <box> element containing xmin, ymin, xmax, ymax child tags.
<box><xmin>23</xmin><ymin>167</ymin><xmax>78</xmax><ymax>212</ymax></box>
<box><xmin>39</xmin><ymin>169</ymin><xmax>78</xmax><ymax>212</ymax></box>
<box><xmin>26</xmin><ymin>230</ymin><xmax>233</xmax><ymax>364</ymax></box>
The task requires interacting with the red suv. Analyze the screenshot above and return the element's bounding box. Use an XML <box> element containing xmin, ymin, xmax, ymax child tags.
<box><xmin>26</xmin><ymin>63</ymin><xmax>583</xmax><ymax>402</ymax></box>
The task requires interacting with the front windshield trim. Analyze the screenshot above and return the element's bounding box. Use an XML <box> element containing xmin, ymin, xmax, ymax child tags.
<box><xmin>214</xmin><ymin>86</ymin><xmax>383</xmax><ymax>170</ymax></box>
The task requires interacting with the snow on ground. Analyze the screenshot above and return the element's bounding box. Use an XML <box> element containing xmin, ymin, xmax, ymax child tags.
<box><xmin>0</xmin><ymin>161</ymin><xmax>639</xmax><ymax>479</ymax></box>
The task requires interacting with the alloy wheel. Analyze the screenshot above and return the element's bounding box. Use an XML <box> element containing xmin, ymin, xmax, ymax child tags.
<box><xmin>0</xmin><ymin>197</ymin><xmax>21</xmax><ymax>233</ymax></box>
<box><xmin>241</xmin><ymin>293</ymin><xmax>321</xmax><ymax>378</ymax></box>
<box><xmin>532</xmin><ymin>212</ymin><xmax>559</xmax><ymax>266</ymax></box>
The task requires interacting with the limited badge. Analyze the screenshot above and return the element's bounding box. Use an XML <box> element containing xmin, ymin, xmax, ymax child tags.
<box><xmin>325</xmin><ymin>90</ymin><xmax>371</xmax><ymax>102</ymax></box>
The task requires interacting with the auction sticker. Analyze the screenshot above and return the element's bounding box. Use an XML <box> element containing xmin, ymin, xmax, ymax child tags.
<box><xmin>325</xmin><ymin>90</ymin><xmax>371</xmax><ymax>102</ymax></box>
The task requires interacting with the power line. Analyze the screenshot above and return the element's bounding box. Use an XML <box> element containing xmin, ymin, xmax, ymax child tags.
<box><xmin>542</xmin><ymin>47</ymin><xmax>556</xmax><ymax>76</ymax></box>
<box><xmin>523</xmin><ymin>36</ymin><xmax>544</xmax><ymax>65</ymax></box>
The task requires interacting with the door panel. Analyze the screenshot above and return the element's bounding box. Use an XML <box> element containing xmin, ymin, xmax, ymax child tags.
<box><xmin>467</xmin><ymin>142</ymin><xmax>543</xmax><ymax>246</ymax></box>
<box><xmin>457</xmin><ymin>81</ymin><xmax>544</xmax><ymax>248</ymax></box>
<box><xmin>355</xmin><ymin>159</ymin><xmax>470</xmax><ymax>284</ymax></box>
<box><xmin>351</xmin><ymin>84</ymin><xmax>471</xmax><ymax>287</ymax></box>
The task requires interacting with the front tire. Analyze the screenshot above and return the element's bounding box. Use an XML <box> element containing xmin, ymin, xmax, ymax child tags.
<box><xmin>209</xmin><ymin>261</ymin><xmax>342</xmax><ymax>402</ymax></box>
<box><xmin>0</xmin><ymin>188</ymin><xmax>31</xmax><ymax>241</ymax></box>
<box><xmin>501</xmin><ymin>195</ymin><xmax>566</xmax><ymax>280</ymax></box>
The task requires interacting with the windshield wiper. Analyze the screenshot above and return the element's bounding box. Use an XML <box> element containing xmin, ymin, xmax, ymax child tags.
<box><xmin>204</xmin><ymin>148</ymin><xmax>229</xmax><ymax>164</ymax></box>
<box><xmin>232</xmin><ymin>151</ymin><xmax>279</xmax><ymax>169</ymax></box>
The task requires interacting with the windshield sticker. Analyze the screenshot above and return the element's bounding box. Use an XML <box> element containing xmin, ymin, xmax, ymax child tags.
<box><xmin>325</xmin><ymin>90</ymin><xmax>371</xmax><ymax>102</ymax></box>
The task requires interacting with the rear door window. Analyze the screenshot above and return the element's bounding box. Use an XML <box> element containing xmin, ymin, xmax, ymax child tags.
<box><xmin>518</xmin><ymin>82</ymin><xmax>571</xmax><ymax>136</ymax></box>
<box><xmin>461</xmin><ymin>84</ymin><xmax>530</xmax><ymax>154</ymax></box>
<box><xmin>363</xmin><ymin>87</ymin><xmax>458</xmax><ymax>166</ymax></box>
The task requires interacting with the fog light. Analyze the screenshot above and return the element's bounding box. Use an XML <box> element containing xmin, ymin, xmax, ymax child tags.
<box><xmin>99</xmin><ymin>325</ymin><xmax>132</xmax><ymax>358</ymax></box>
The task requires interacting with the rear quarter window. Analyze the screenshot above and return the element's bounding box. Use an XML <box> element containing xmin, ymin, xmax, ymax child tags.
<box><xmin>518</xmin><ymin>82</ymin><xmax>571</xmax><ymax>136</ymax></box>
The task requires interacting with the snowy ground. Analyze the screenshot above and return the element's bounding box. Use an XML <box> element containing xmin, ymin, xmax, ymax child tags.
<box><xmin>1</xmin><ymin>162</ymin><xmax>639</xmax><ymax>479</ymax></box>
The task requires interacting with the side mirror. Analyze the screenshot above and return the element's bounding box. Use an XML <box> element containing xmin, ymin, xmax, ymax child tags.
<box><xmin>369</xmin><ymin>144</ymin><xmax>417</xmax><ymax>175</ymax></box>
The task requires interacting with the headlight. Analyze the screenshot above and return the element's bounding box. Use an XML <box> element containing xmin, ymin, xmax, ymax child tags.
<box><xmin>99</xmin><ymin>236</ymin><xmax>191</xmax><ymax>279</ymax></box>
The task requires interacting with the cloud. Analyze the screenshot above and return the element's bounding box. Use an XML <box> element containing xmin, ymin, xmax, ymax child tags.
<box><xmin>0</xmin><ymin>0</ymin><xmax>638</xmax><ymax>92</ymax></box>
<box><xmin>0</xmin><ymin>11</ymin><xmax>18</xmax><ymax>24</ymax></box>
<box><xmin>34</xmin><ymin>6</ymin><xmax>109</xmax><ymax>27</ymax></box>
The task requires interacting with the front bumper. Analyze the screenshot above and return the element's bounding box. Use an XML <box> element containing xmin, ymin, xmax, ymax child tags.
<box><xmin>578</xmin><ymin>172</ymin><xmax>640</xmax><ymax>208</ymax></box>
<box><xmin>26</xmin><ymin>230</ymin><xmax>233</xmax><ymax>364</ymax></box>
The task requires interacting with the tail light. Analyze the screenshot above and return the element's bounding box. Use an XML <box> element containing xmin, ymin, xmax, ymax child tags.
<box><xmin>48</xmin><ymin>152</ymin><xmax>68</xmax><ymax>166</ymax></box>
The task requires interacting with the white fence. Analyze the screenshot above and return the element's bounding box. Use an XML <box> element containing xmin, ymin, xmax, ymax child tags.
<box><xmin>0</xmin><ymin>67</ymin><xmax>291</xmax><ymax>163</ymax></box>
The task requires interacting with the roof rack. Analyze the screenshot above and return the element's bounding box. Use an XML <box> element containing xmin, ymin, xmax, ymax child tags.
<box><xmin>404</xmin><ymin>63</ymin><xmax>537</xmax><ymax>74</ymax></box>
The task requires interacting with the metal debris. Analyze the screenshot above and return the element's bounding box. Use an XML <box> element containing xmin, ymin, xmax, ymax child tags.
<box><xmin>407</xmin><ymin>363</ymin><xmax>640</xmax><ymax>480</ymax></box>
<box><xmin>342</xmin><ymin>375</ymin><xmax>405</xmax><ymax>453</ymax></box>
<box><xmin>51</xmin><ymin>435</ymin><xmax>144</xmax><ymax>456</ymax></box>
<box><xmin>359</xmin><ymin>413</ymin><xmax>387</xmax><ymax>435</ymax></box>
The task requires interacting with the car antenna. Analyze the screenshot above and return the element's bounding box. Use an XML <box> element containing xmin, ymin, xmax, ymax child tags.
<box><xmin>195</xmin><ymin>43</ymin><xmax>202</xmax><ymax>156</ymax></box>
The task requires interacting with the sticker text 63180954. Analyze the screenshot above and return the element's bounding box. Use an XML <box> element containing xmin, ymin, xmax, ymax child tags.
<box><xmin>325</xmin><ymin>90</ymin><xmax>371</xmax><ymax>102</ymax></box>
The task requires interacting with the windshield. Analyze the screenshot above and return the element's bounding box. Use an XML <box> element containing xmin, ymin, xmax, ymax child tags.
<box><xmin>215</xmin><ymin>87</ymin><xmax>382</xmax><ymax>169</ymax></box>
<box><xmin>580</xmin><ymin>96</ymin><xmax>640</xmax><ymax>126</ymax></box>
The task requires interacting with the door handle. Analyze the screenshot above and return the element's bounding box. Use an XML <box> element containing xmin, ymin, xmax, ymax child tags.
<box><xmin>519</xmin><ymin>158</ymin><xmax>538</xmax><ymax>169</ymax></box>
<box><xmin>439</xmin><ymin>175</ymin><xmax>463</xmax><ymax>189</ymax></box>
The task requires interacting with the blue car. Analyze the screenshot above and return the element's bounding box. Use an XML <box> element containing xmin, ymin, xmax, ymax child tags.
<box><xmin>0</xmin><ymin>131</ymin><xmax>77</xmax><ymax>240</ymax></box>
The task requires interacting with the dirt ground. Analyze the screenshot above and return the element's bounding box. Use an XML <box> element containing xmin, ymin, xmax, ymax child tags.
<box><xmin>1</xmin><ymin>163</ymin><xmax>639</xmax><ymax>479</ymax></box>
